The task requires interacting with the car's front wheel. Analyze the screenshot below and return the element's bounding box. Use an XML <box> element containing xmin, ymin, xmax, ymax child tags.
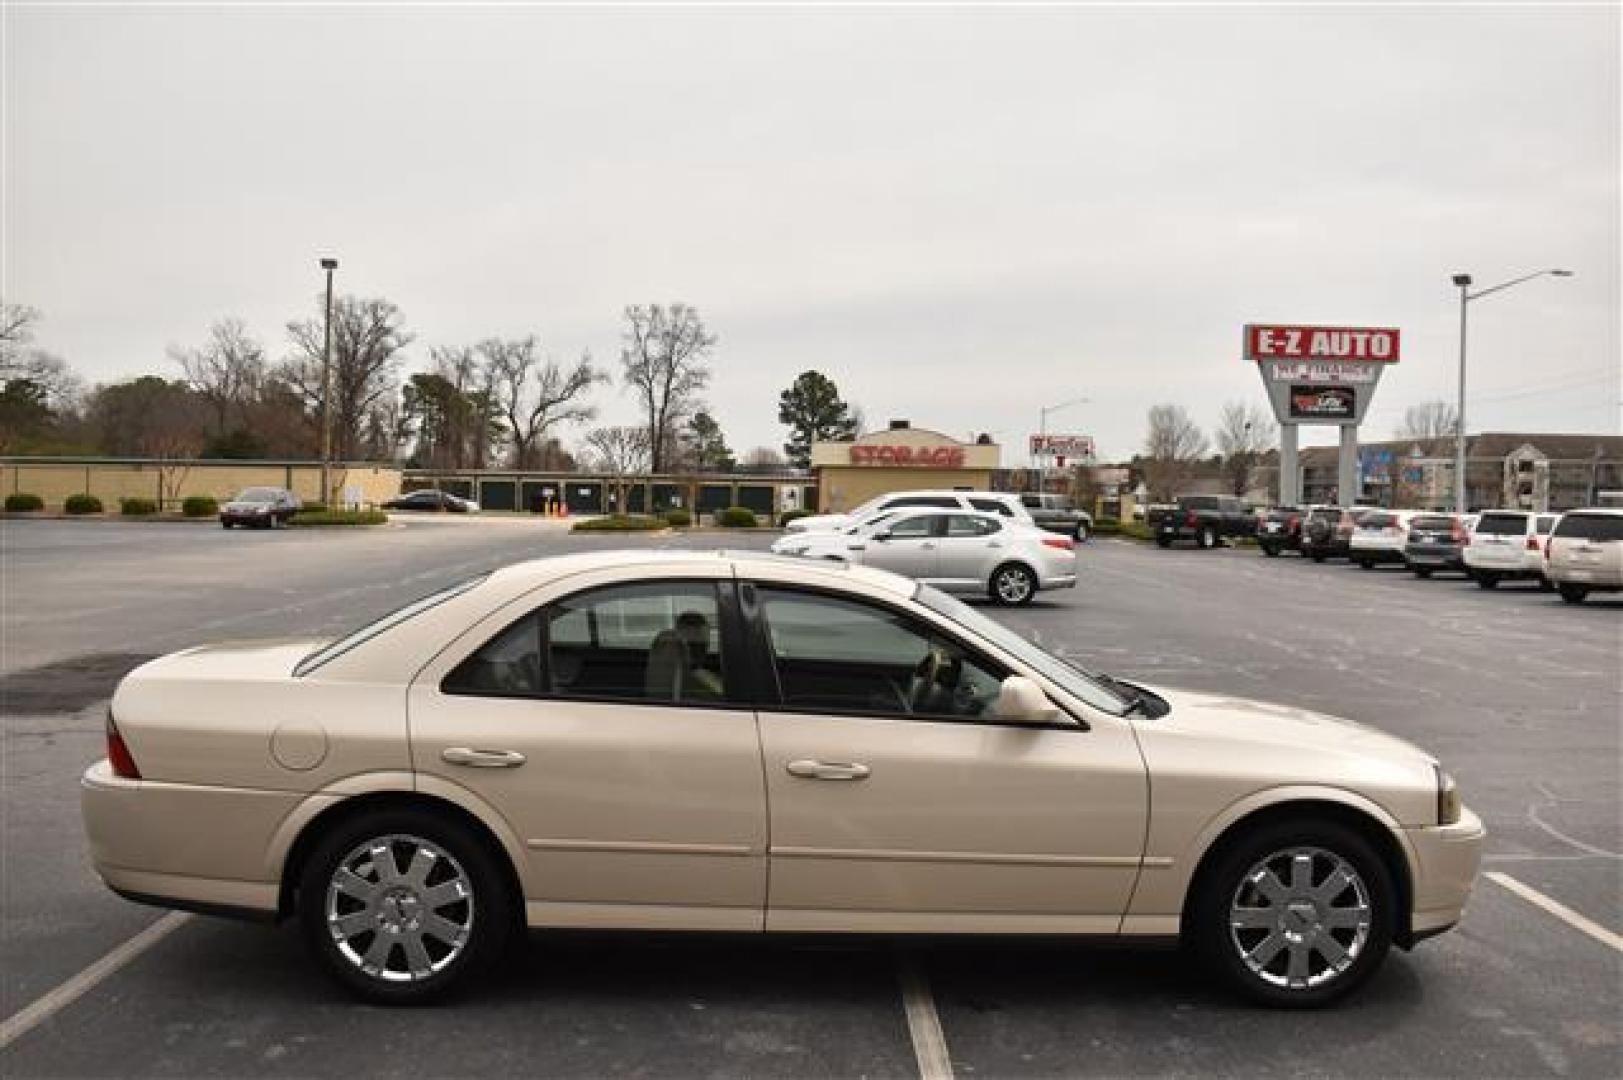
<box><xmin>1073</xmin><ymin>522</ymin><xmax>1088</xmax><ymax>543</ymax></box>
<box><xmin>989</xmin><ymin>563</ymin><xmax>1037</xmax><ymax>606</ymax></box>
<box><xmin>298</xmin><ymin>808</ymin><xmax>514</xmax><ymax>1004</ymax></box>
<box><xmin>1260</xmin><ymin>543</ymin><xmax>1279</xmax><ymax>558</ymax></box>
<box><xmin>1412</xmin><ymin>566</ymin><xmax>1432</xmax><ymax>579</ymax></box>
<box><xmin>1558</xmin><ymin>584</ymin><xmax>1589</xmax><ymax>604</ymax></box>
<box><xmin>1476</xmin><ymin>572</ymin><xmax>1499</xmax><ymax>590</ymax></box>
<box><xmin>1192</xmin><ymin>819</ymin><xmax>1394</xmax><ymax>1008</ymax></box>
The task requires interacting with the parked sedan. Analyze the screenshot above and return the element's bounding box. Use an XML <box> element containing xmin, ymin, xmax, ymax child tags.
<box><xmin>383</xmin><ymin>489</ymin><xmax>480</xmax><ymax>513</ymax></box>
<box><xmin>785</xmin><ymin>490</ymin><xmax>1031</xmax><ymax>533</ymax></box>
<box><xmin>771</xmin><ymin>509</ymin><xmax>1075</xmax><ymax>604</ymax></box>
<box><xmin>83</xmin><ymin>550</ymin><xmax>1481</xmax><ymax>1007</ymax></box>
<box><xmin>219</xmin><ymin>487</ymin><xmax>300</xmax><ymax>529</ymax></box>
<box><xmin>1403</xmin><ymin>514</ymin><xmax>1474</xmax><ymax>578</ymax></box>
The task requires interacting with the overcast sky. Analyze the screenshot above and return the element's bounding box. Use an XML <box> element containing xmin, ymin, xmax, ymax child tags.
<box><xmin>5</xmin><ymin>2</ymin><xmax>1618</xmax><ymax>463</ymax></box>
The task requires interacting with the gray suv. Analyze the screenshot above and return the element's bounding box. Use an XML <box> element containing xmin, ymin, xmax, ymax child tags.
<box><xmin>1019</xmin><ymin>493</ymin><xmax>1095</xmax><ymax>541</ymax></box>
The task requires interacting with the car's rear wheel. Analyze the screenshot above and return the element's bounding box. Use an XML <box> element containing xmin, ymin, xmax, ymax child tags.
<box><xmin>1558</xmin><ymin>584</ymin><xmax>1589</xmax><ymax>604</ymax></box>
<box><xmin>298</xmin><ymin>808</ymin><xmax>514</xmax><ymax>1004</ymax></box>
<box><xmin>1260</xmin><ymin>543</ymin><xmax>1279</xmax><ymax>558</ymax></box>
<box><xmin>1155</xmin><ymin>537</ymin><xmax>1173</xmax><ymax>549</ymax></box>
<box><xmin>1476</xmin><ymin>573</ymin><xmax>1499</xmax><ymax>590</ymax></box>
<box><xmin>1192</xmin><ymin>819</ymin><xmax>1394</xmax><ymax>1008</ymax></box>
<box><xmin>1357</xmin><ymin>558</ymin><xmax>1373</xmax><ymax>570</ymax></box>
<box><xmin>989</xmin><ymin>563</ymin><xmax>1037</xmax><ymax>606</ymax></box>
<box><xmin>1412</xmin><ymin>567</ymin><xmax>1432</xmax><ymax>579</ymax></box>
<box><xmin>1073</xmin><ymin>522</ymin><xmax>1089</xmax><ymax>543</ymax></box>
<box><xmin>1199</xmin><ymin>525</ymin><xmax>1218</xmax><ymax>549</ymax></box>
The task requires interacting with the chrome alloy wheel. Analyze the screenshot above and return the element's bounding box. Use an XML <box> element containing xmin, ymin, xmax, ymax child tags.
<box><xmin>994</xmin><ymin>566</ymin><xmax>1034</xmax><ymax>604</ymax></box>
<box><xmin>1228</xmin><ymin>846</ymin><xmax>1372</xmax><ymax>992</ymax></box>
<box><xmin>325</xmin><ymin>834</ymin><xmax>475</xmax><ymax>983</ymax></box>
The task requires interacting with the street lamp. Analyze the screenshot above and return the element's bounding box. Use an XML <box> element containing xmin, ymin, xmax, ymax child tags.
<box><xmin>319</xmin><ymin>257</ymin><xmax>339</xmax><ymax>506</ymax></box>
<box><xmin>1037</xmin><ymin>396</ymin><xmax>1090</xmax><ymax>494</ymax></box>
<box><xmin>1450</xmin><ymin>268</ymin><xmax>1573</xmax><ymax>512</ymax></box>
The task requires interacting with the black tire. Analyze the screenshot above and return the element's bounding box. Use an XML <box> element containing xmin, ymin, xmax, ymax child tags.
<box><xmin>1190</xmin><ymin>818</ymin><xmax>1396</xmax><ymax>1009</ymax></box>
<box><xmin>1260</xmin><ymin>544</ymin><xmax>1280</xmax><ymax>558</ymax></box>
<box><xmin>1558</xmin><ymin>584</ymin><xmax>1588</xmax><ymax>604</ymax></box>
<box><xmin>297</xmin><ymin>807</ymin><xmax>515</xmax><ymax>1005</ymax></box>
<box><xmin>1476</xmin><ymin>573</ymin><xmax>1499</xmax><ymax>590</ymax></box>
<box><xmin>1538</xmin><ymin>575</ymin><xmax>1555</xmax><ymax>593</ymax></box>
<box><xmin>1199</xmin><ymin>526</ymin><xmax>1218</xmax><ymax>550</ymax></box>
<box><xmin>1073</xmin><ymin>522</ymin><xmax>1089</xmax><ymax>543</ymax></box>
<box><xmin>221</xmin><ymin>521</ymin><xmax>232</xmax><ymax>529</ymax></box>
<box><xmin>1156</xmin><ymin>537</ymin><xmax>1173</xmax><ymax>549</ymax></box>
<box><xmin>1357</xmin><ymin>559</ymin><xmax>1373</xmax><ymax>570</ymax></box>
<box><xmin>1310</xmin><ymin>551</ymin><xmax>1326</xmax><ymax>563</ymax></box>
<box><xmin>989</xmin><ymin>563</ymin><xmax>1038</xmax><ymax>606</ymax></box>
<box><xmin>1412</xmin><ymin>567</ymin><xmax>1432</xmax><ymax>579</ymax></box>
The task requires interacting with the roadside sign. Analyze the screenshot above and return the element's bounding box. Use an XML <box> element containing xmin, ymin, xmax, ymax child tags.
<box><xmin>1029</xmin><ymin>434</ymin><xmax>1095</xmax><ymax>459</ymax></box>
<box><xmin>1247</xmin><ymin>323</ymin><xmax>1397</xmax><ymax>428</ymax></box>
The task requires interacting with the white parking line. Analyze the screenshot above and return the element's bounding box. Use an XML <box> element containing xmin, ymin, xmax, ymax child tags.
<box><xmin>0</xmin><ymin>912</ymin><xmax>190</xmax><ymax>1050</ymax></box>
<box><xmin>896</xmin><ymin>953</ymin><xmax>954</xmax><ymax>1080</ymax></box>
<box><xmin>1485</xmin><ymin>872</ymin><xmax>1623</xmax><ymax>953</ymax></box>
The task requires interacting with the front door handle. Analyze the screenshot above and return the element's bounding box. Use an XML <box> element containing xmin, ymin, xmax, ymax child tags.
<box><xmin>441</xmin><ymin>746</ymin><xmax>527</xmax><ymax>768</ymax></box>
<box><xmin>786</xmin><ymin>759</ymin><xmax>871</xmax><ymax>781</ymax></box>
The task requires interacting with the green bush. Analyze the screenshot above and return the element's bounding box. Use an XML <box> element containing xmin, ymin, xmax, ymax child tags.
<box><xmin>288</xmin><ymin>509</ymin><xmax>388</xmax><ymax>527</ymax></box>
<box><xmin>1091</xmin><ymin>517</ymin><xmax>1121</xmax><ymax>535</ymax></box>
<box><xmin>717</xmin><ymin>506</ymin><xmax>758</xmax><ymax>528</ymax></box>
<box><xmin>300</xmin><ymin>500</ymin><xmax>328</xmax><ymax>514</ymax></box>
<box><xmin>779</xmin><ymin>509</ymin><xmax>813</xmax><ymax>526</ymax></box>
<box><xmin>119</xmin><ymin>497</ymin><xmax>158</xmax><ymax>516</ymax></box>
<box><xmin>572</xmin><ymin>514</ymin><xmax>666</xmax><ymax>532</ymax></box>
<box><xmin>663</xmin><ymin>508</ymin><xmax>693</xmax><ymax>529</ymax></box>
<box><xmin>182</xmin><ymin>495</ymin><xmax>219</xmax><ymax>518</ymax></box>
<box><xmin>1121</xmin><ymin>521</ymin><xmax>1154</xmax><ymax>542</ymax></box>
<box><xmin>4</xmin><ymin>493</ymin><xmax>44</xmax><ymax>512</ymax></box>
<box><xmin>64</xmin><ymin>493</ymin><xmax>103</xmax><ymax>515</ymax></box>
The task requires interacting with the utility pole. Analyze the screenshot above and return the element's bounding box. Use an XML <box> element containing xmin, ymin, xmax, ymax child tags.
<box><xmin>319</xmin><ymin>257</ymin><xmax>339</xmax><ymax>505</ymax></box>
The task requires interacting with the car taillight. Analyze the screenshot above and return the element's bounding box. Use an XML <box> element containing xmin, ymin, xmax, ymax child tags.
<box><xmin>1526</xmin><ymin>534</ymin><xmax>1540</xmax><ymax>551</ymax></box>
<box><xmin>1287</xmin><ymin>515</ymin><xmax>1300</xmax><ymax>531</ymax></box>
<box><xmin>1041</xmin><ymin>535</ymin><xmax>1075</xmax><ymax>551</ymax></box>
<box><xmin>106</xmin><ymin>711</ymin><xmax>141</xmax><ymax>780</ymax></box>
<box><xmin>1185</xmin><ymin>511</ymin><xmax>1198</xmax><ymax>527</ymax></box>
<box><xmin>1451</xmin><ymin>525</ymin><xmax>1467</xmax><ymax>544</ymax></box>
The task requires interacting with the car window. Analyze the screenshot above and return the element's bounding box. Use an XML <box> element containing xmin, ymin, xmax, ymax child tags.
<box><xmin>1476</xmin><ymin>512</ymin><xmax>1529</xmax><ymax>535</ymax></box>
<box><xmin>884</xmin><ymin>514</ymin><xmax>937</xmax><ymax>539</ymax></box>
<box><xmin>444</xmin><ymin>580</ymin><xmax>729</xmax><ymax>705</ymax></box>
<box><xmin>1552</xmin><ymin>513</ymin><xmax>1623</xmax><ymax>542</ymax></box>
<box><xmin>886</xmin><ymin>496</ymin><xmax>958</xmax><ymax>509</ymax></box>
<box><xmin>1182</xmin><ymin>496</ymin><xmax>1216</xmax><ymax>511</ymax></box>
<box><xmin>1361</xmin><ymin>513</ymin><xmax>1394</xmax><ymax>528</ymax></box>
<box><xmin>945</xmin><ymin>514</ymin><xmax>999</xmax><ymax>537</ymax></box>
<box><xmin>1411</xmin><ymin>515</ymin><xmax>1455</xmax><ymax>531</ymax></box>
<box><xmin>967</xmin><ymin>497</ymin><xmax>1013</xmax><ymax>516</ymax></box>
<box><xmin>1535</xmin><ymin>515</ymin><xmax>1557</xmax><ymax>534</ymax></box>
<box><xmin>1019</xmin><ymin>494</ymin><xmax>1041</xmax><ymax>508</ymax></box>
<box><xmin>756</xmin><ymin>588</ymin><xmax>1006</xmax><ymax>721</ymax></box>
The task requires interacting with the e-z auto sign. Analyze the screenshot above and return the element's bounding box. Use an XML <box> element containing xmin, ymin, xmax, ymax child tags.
<box><xmin>1245</xmin><ymin>325</ymin><xmax>1400</xmax><ymax>363</ymax></box>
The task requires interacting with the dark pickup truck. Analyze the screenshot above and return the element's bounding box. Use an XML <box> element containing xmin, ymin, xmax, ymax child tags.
<box><xmin>1019</xmin><ymin>493</ymin><xmax>1095</xmax><ymax>541</ymax></box>
<box><xmin>1148</xmin><ymin>494</ymin><xmax>1256</xmax><ymax>549</ymax></box>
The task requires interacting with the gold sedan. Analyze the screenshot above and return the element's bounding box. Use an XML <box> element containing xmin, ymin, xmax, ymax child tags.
<box><xmin>82</xmin><ymin>550</ymin><xmax>1483</xmax><ymax>1006</ymax></box>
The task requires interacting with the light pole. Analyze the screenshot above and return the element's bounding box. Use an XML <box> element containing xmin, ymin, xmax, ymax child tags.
<box><xmin>1450</xmin><ymin>269</ymin><xmax>1572</xmax><ymax>512</ymax></box>
<box><xmin>1037</xmin><ymin>396</ymin><xmax>1090</xmax><ymax>494</ymax></box>
<box><xmin>318</xmin><ymin>257</ymin><xmax>338</xmax><ymax>506</ymax></box>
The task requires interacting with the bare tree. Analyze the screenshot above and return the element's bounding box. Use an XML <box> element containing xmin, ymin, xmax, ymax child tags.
<box><xmin>1395</xmin><ymin>400</ymin><xmax>1460</xmax><ymax>443</ymax></box>
<box><xmin>479</xmin><ymin>336</ymin><xmax>603</xmax><ymax>469</ymax></box>
<box><xmin>0</xmin><ymin>302</ymin><xmax>41</xmax><ymax>352</ymax></box>
<box><xmin>619</xmin><ymin>304</ymin><xmax>716</xmax><ymax>472</ymax></box>
<box><xmin>741</xmin><ymin>446</ymin><xmax>787</xmax><ymax>472</ymax></box>
<box><xmin>283</xmin><ymin>296</ymin><xmax>413</xmax><ymax>460</ymax></box>
<box><xmin>169</xmin><ymin>318</ymin><xmax>265</xmax><ymax>438</ymax></box>
<box><xmin>1142</xmin><ymin>404</ymin><xmax>1208</xmax><ymax>502</ymax></box>
<box><xmin>583</xmin><ymin>425</ymin><xmax>650</xmax><ymax>513</ymax></box>
<box><xmin>1215</xmin><ymin>400</ymin><xmax>1277</xmax><ymax>497</ymax></box>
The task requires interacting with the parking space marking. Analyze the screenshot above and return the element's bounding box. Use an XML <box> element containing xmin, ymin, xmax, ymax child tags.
<box><xmin>1486</xmin><ymin>871</ymin><xmax>1623</xmax><ymax>953</ymax></box>
<box><xmin>0</xmin><ymin>912</ymin><xmax>190</xmax><ymax>1050</ymax></box>
<box><xmin>896</xmin><ymin>953</ymin><xmax>954</xmax><ymax>1080</ymax></box>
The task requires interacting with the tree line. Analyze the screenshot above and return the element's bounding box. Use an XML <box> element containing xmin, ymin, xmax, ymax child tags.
<box><xmin>0</xmin><ymin>299</ymin><xmax>864</xmax><ymax>475</ymax></box>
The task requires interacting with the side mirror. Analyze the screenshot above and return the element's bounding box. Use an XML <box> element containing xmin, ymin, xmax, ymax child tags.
<box><xmin>993</xmin><ymin>675</ymin><xmax>1060</xmax><ymax>724</ymax></box>
<box><xmin>872</xmin><ymin>531</ymin><xmax>891</xmax><ymax>542</ymax></box>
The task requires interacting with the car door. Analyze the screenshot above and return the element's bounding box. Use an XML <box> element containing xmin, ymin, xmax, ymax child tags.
<box><xmin>935</xmin><ymin>514</ymin><xmax>1006</xmax><ymax>586</ymax></box>
<box><xmin>408</xmin><ymin>571</ymin><xmax>768</xmax><ymax>931</ymax></box>
<box><xmin>860</xmin><ymin>512</ymin><xmax>941</xmax><ymax>579</ymax></box>
<box><xmin>745</xmin><ymin>583</ymin><xmax>1148</xmax><ymax>933</ymax></box>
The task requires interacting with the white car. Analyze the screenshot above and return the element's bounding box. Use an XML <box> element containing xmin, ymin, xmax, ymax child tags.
<box><xmin>1463</xmin><ymin>510</ymin><xmax>1558</xmax><ymax>589</ymax></box>
<box><xmin>786</xmin><ymin>490</ymin><xmax>1032</xmax><ymax>533</ymax></box>
<box><xmin>1348</xmin><ymin>510</ymin><xmax>1418</xmax><ymax>568</ymax></box>
<box><xmin>772</xmin><ymin>509</ymin><xmax>1075</xmax><ymax>605</ymax></box>
<box><xmin>1544</xmin><ymin>508</ymin><xmax>1623</xmax><ymax>603</ymax></box>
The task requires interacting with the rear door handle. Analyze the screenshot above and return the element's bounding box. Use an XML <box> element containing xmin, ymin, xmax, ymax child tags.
<box><xmin>786</xmin><ymin>759</ymin><xmax>871</xmax><ymax>781</ymax></box>
<box><xmin>441</xmin><ymin>746</ymin><xmax>527</xmax><ymax>768</ymax></box>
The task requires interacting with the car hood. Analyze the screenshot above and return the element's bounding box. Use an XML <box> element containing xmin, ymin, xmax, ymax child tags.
<box><xmin>1139</xmin><ymin>685</ymin><xmax>1435</xmax><ymax>766</ymax></box>
<box><xmin>787</xmin><ymin>513</ymin><xmax>851</xmax><ymax>532</ymax></box>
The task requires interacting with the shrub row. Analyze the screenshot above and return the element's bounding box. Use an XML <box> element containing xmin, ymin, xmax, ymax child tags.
<box><xmin>572</xmin><ymin>514</ymin><xmax>667</xmax><ymax>532</ymax></box>
<box><xmin>716</xmin><ymin>506</ymin><xmax>758</xmax><ymax>528</ymax></box>
<box><xmin>4</xmin><ymin>493</ymin><xmax>44</xmax><ymax>512</ymax></box>
<box><xmin>663</xmin><ymin>509</ymin><xmax>692</xmax><ymax>529</ymax></box>
<box><xmin>1090</xmin><ymin>517</ymin><xmax>1121</xmax><ymax>535</ymax></box>
<box><xmin>288</xmin><ymin>509</ymin><xmax>388</xmax><ymax>527</ymax></box>
<box><xmin>64</xmin><ymin>494</ymin><xmax>104</xmax><ymax>514</ymax></box>
<box><xmin>182</xmin><ymin>495</ymin><xmax>219</xmax><ymax>517</ymax></box>
<box><xmin>119</xmin><ymin>498</ymin><xmax>158</xmax><ymax>516</ymax></box>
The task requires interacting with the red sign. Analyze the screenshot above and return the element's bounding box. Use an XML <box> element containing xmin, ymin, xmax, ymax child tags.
<box><xmin>1245</xmin><ymin>324</ymin><xmax>1400</xmax><ymax>363</ymax></box>
<box><xmin>849</xmin><ymin>445</ymin><xmax>967</xmax><ymax>467</ymax></box>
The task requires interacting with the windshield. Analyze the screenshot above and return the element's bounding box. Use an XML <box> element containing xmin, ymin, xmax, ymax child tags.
<box><xmin>293</xmin><ymin>574</ymin><xmax>489</xmax><ymax>676</ymax></box>
<box><xmin>913</xmin><ymin>584</ymin><xmax>1133</xmax><ymax>715</ymax></box>
<box><xmin>235</xmin><ymin>487</ymin><xmax>282</xmax><ymax>503</ymax></box>
<box><xmin>1476</xmin><ymin>512</ymin><xmax>1529</xmax><ymax>535</ymax></box>
<box><xmin>846</xmin><ymin>509</ymin><xmax>900</xmax><ymax>534</ymax></box>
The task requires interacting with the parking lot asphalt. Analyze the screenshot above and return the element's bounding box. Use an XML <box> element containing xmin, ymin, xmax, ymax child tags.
<box><xmin>2</xmin><ymin>518</ymin><xmax>1619</xmax><ymax>1078</ymax></box>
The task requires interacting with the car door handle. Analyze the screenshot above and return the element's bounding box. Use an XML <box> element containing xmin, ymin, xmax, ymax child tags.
<box><xmin>786</xmin><ymin>759</ymin><xmax>871</xmax><ymax>781</ymax></box>
<box><xmin>920</xmin><ymin>542</ymin><xmax>936</xmax><ymax>550</ymax></box>
<box><xmin>441</xmin><ymin>746</ymin><xmax>527</xmax><ymax>768</ymax></box>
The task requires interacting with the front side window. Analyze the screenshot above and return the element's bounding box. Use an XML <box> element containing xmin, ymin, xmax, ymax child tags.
<box><xmin>883</xmin><ymin>514</ymin><xmax>938</xmax><ymax>539</ymax></box>
<box><xmin>757</xmin><ymin>588</ymin><xmax>1006</xmax><ymax>720</ymax></box>
<box><xmin>444</xmin><ymin>581</ymin><xmax>729</xmax><ymax>705</ymax></box>
<box><xmin>945</xmin><ymin>514</ymin><xmax>999</xmax><ymax>537</ymax></box>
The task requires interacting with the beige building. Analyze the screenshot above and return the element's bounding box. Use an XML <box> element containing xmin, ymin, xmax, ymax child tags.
<box><xmin>811</xmin><ymin>423</ymin><xmax>1000</xmax><ymax>513</ymax></box>
<box><xmin>1</xmin><ymin>458</ymin><xmax>402</xmax><ymax>511</ymax></box>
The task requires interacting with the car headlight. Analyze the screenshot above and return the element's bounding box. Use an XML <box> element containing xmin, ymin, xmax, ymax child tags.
<box><xmin>1436</xmin><ymin>766</ymin><xmax>1462</xmax><ymax>825</ymax></box>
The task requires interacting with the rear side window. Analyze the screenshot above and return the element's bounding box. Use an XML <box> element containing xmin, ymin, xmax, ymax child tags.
<box><xmin>945</xmin><ymin>514</ymin><xmax>1000</xmax><ymax>537</ymax></box>
<box><xmin>968</xmin><ymin>497</ymin><xmax>1013</xmax><ymax>516</ymax></box>
<box><xmin>1476</xmin><ymin>512</ymin><xmax>1530</xmax><ymax>535</ymax></box>
<box><xmin>1553</xmin><ymin>513</ymin><xmax>1623</xmax><ymax>541</ymax></box>
<box><xmin>887</xmin><ymin>496</ymin><xmax>958</xmax><ymax>510</ymax></box>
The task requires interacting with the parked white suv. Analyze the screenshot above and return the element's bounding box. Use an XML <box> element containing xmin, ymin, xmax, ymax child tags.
<box><xmin>785</xmin><ymin>490</ymin><xmax>1032</xmax><ymax>533</ymax></box>
<box><xmin>1545</xmin><ymin>508</ymin><xmax>1623</xmax><ymax>604</ymax></box>
<box><xmin>1464</xmin><ymin>510</ymin><xmax>1558</xmax><ymax>590</ymax></box>
<box><xmin>1348</xmin><ymin>510</ymin><xmax>1417</xmax><ymax>568</ymax></box>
